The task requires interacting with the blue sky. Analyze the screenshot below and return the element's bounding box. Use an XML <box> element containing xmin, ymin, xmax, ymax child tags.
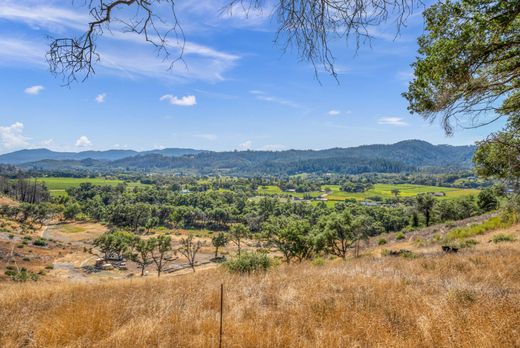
<box><xmin>0</xmin><ymin>0</ymin><xmax>503</xmax><ymax>154</ymax></box>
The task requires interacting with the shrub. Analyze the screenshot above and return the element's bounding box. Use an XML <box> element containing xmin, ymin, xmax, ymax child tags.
<box><xmin>378</xmin><ymin>238</ymin><xmax>387</xmax><ymax>245</ymax></box>
<box><xmin>382</xmin><ymin>249</ymin><xmax>417</xmax><ymax>259</ymax></box>
<box><xmin>224</xmin><ymin>252</ymin><xmax>274</xmax><ymax>274</ymax></box>
<box><xmin>491</xmin><ymin>233</ymin><xmax>516</xmax><ymax>244</ymax></box>
<box><xmin>395</xmin><ymin>232</ymin><xmax>405</xmax><ymax>240</ymax></box>
<box><xmin>32</xmin><ymin>238</ymin><xmax>48</xmax><ymax>247</ymax></box>
<box><xmin>459</xmin><ymin>239</ymin><xmax>478</xmax><ymax>248</ymax></box>
<box><xmin>4</xmin><ymin>267</ymin><xmax>39</xmax><ymax>282</ymax></box>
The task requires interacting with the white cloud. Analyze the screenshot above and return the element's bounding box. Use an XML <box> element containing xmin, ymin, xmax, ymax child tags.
<box><xmin>0</xmin><ymin>122</ymin><xmax>29</xmax><ymax>149</ymax></box>
<box><xmin>328</xmin><ymin>110</ymin><xmax>341</xmax><ymax>116</ymax></box>
<box><xmin>160</xmin><ymin>94</ymin><xmax>197</xmax><ymax>106</ymax></box>
<box><xmin>95</xmin><ymin>93</ymin><xmax>107</xmax><ymax>103</ymax></box>
<box><xmin>75</xmin><ymin>136</ymin><xmax>92</xmax><ymax>147</ymax></box>
<box><xmin>377</xmin><ymin>117</ymin><xmax>409</xmax><ymax>127</ymax></box>
<box><xmin>261</xmin><ymin>144</ymin><xmax>287</xmax><ymax>151</ymax></box>
<box><xmin>239</xmin><ymin>140</ymin><xmax>252</xmax><ymax>150</ymax></box>
<box><xmin>24</xmin><ymin>85</ymin><xmax>44</xmax><ymax>95</ymax></box>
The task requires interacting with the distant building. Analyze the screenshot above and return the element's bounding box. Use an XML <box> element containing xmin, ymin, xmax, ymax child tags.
<box><xmin>361</xmin><ymin>201</ymin><xmax>380</xmax><ymax>206</ymax></box>
<box><xmin>180</xmin><ymin>189</ymin><xmax>191</xmax><ymax>194</ymax></box>
<box><xmin>432</xmin><ymin>192</ymin><xmax>446</xmax><ymax>197</ymax></box>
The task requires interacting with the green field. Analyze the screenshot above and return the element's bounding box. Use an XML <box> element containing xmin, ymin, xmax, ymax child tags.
<box><xmin>37</xmin><ymin>177</ymin><xmax>145</xmax><ymax>197</ymax></box>
<box><xmin>258</xmin><ymin>184</ymin><xmax>479</xmax><ymax>202</ymax></box>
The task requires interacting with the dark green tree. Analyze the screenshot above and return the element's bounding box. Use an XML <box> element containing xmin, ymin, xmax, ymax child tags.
<box><xmin>404</xmin><ymin>0</ymin><xmax>519</xmax><ymax>134</ymax></box>
<box><xmin>211</xmin><ymin>233</ymin><xmax>229</xmax><ymax>259</ymax></box>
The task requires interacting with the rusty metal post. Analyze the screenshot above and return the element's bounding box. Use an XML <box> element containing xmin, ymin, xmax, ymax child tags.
<box><xmin>219</xmin><ymin>283</ymin><xmax>224</xmax><ymax>348</ymax></box>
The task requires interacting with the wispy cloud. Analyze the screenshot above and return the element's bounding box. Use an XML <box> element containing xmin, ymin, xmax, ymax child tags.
<box><xmin>24</xmin><ymin>85</ymin><xmax>44</xmax><ymax>95</ymax></box>
<box><xmin>0</xmin><ymin>122</ymin><xmax>30</xmax><ymax>149</ymax></box>
<box><xmin>95</xmin><ymin>93</ymin><xmax>106</xmax><ymax>103</ymax></box>
<box><xmin>0</xmin><ymin>2</ymin><xmax>88</xmax><ymax>31</ymax></box>
<box><xmin>0</xmin><ymin>2</ymin><xmax>241</xmax><ymax>83</ymax></box>
<box><xmin>250</xmin><ymin>90</ymin><xmax>302</xmax><ymax>109</ymax></box>
<box><xmin>328</xmin><ymin>110</ymin><xmax>341</xmax><ymax>116</ymax></box>
<box><xmin>377</xmin><ymin>117</ymin><xmax>409</xmax><ymax>127</ymax></box>
<box><xmin>160</xmin><ymin>94</ymin><xmax>197</xmax><ymax>106</ymax></box>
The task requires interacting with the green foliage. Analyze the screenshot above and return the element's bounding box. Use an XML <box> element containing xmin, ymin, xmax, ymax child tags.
<box><xmin>404</xmin><ymin>0</ymin><xmax>519</xmax><ymax>133</ymax></box>
<box><xmin>63</xmin><ymin>202</ymin><xmax>81</xmax><ymax>220</ymax></box>
<box><xmin>445</xmin><ymin>216</ymin><xmax>514</xmax><ymax>241</ymax></box>
<box><xmin>32</xmin><ymin>238</ymin><xmax>48</xmax><ymax>247</ymax></box>
<box><xmin>264</xmin><ymin>216</ymin><xmax>315</xmax><ymax>263</ymax></box>
<box><xmin>378</xmin><ymin>238</ymin><xmax>387</xmax><ymax>245</ymax></box>
<box><xmin>4</xmin><ymin>267</ymin><xmax>39</xmax><ymax>282</ymax></box>
<box><xmin>416</xmin><ymin>193</ymin><xmax>436</xmax><ymax>226</ymax></box>
<box><xmin>229</xmin><ymin>224</ymin><xmax>250</xmax><ymax>256</ymax></box>
<box><xmin>491</xmin><ymin>233</ymin><xmax>516</xmax><ymax>244</ymax></box>
<box><xmin>211</xmin><ymin>232</ymin><xmax>228</xmax><ymax>258</ymax></box>
<box><xmin>458</xmin><ymin>239</ymin><xmax>478</xmax><ymax>249</ymax></box>
<box><xmin>224</xmin><ymin>252</ymin><xmax>274</xmax><ymax>274</ymax></box>
<box><xmin>311</xmin><ymin>257</ymin><xmax>326</xmax><ymax>266</ymax></box>
<box><xmin>474</xmin><ymin>117</ymin><xmax>520</xmax><ymax>185</ymax></box>
<box><xmin>395</xmin><ymin>232</ymin><xmax>405</xmax><ymax>240</ymax></box>
<box><xmin>94</xmin><ymin>231</ymin><xmax>136</xmax><ymax>260</ymax></box>
<box><xmin>478</xmin><ymin>188</ymin><xmax>500</xmax><ymax>212</ymax></box>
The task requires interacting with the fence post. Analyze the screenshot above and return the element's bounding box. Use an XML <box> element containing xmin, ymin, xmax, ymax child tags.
<box><xmin>219</xmin><ymin>283</ymin><xmax>224</xmax><ymax>348</ymax></box>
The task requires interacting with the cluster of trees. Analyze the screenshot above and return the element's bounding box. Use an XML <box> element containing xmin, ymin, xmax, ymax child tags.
<box><xmin>51</xmin><ymin>179</ymin><xmax>503</xmax><ymax>233</ymax></box>
<box><xmin>94</xmin><ymin>232</ymin><xmax>206</xmax><ymax>276</ymax></box>
<box><xmin>0</xmin><ymin>203</ymin><xmax>62</xmax><ymax>226</ymax></box>
<box><xmin>0</xmin><ymin>178</ymin><xmax>49</xmax><ymax>203</ymax></box>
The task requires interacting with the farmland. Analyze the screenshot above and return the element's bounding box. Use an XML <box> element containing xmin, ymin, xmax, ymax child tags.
<box><xmin>257</xmin><ymin>183</ymin><xmax>479</xmax><ymax>202</ymax></box>
<box><xmin>36</xmin><ymin>177</ymin><xmax>145</xmax><ymax>196</ymax></box>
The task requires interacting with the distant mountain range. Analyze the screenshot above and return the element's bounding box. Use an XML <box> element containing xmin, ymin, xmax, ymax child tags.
<box><xmin>0</xmin><ymin>148</ymin><xmax>205</xmax><ymax>164</ymax></box>
<box><xmin>0</xmin><ymin>140</ymin><xmax>476</xmax><ymax>175</ymax></box>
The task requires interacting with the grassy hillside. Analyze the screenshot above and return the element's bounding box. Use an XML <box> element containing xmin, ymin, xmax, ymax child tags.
<box><xmin>1</xmin><ymin>224</ymin><xmax>518</xmax><ymax>347</ymax></box>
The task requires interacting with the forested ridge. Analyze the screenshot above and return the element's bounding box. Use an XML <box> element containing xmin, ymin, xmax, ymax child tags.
<box><xmin>5</xmin><ymin>140</ymin><xmax>475</xmax><ymax>176</ymax></box>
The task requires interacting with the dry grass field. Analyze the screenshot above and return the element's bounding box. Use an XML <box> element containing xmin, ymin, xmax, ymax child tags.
<box><xmin>1</xmin><ymin>225</ymin><xmax>519</xmax><ymax>347</ymax></box>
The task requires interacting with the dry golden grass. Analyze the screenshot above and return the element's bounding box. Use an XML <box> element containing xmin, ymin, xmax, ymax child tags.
<box><xmin>1</xmin><ymin>227</ymin><xmax>520</xmax><ymax>347</ymax></box>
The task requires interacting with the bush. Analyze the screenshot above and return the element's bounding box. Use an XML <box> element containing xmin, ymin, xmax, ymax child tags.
<box><xmin>4</xmin><ymin>267</ymin><xmax>39</xmax><ymax>282</ymax></box>
<box><xmin>491</xmin><ymin>233</ymin><xmax>516</xmax><ymax>244</ymax></box>
<box><xmin>32</xmin><ymin>238</ymin><xmax>48</xmax><ymax>247</ymax></box>
<box><xmin>459</xmin><ymin>239</ymin><xmax>478</xmax><ymax>248</ymax></box>
<box><xmin>378</xmin><ymin>238</ymin><xmax>387</xmax><ymax>245</ymax></box>
<box><xmin>395</xmin><ymin>232</ymin><xmax>405</xmax><ymax>240</ymax></box>
<box><xmin>381</xmin><ymin>249</ymin><xmax>417</xmax><ymax>259</ymax></box>
<box><xmin>224</xmin><ymin>252</ymin><xmax>274</xmax><ymax>274</ymax></box>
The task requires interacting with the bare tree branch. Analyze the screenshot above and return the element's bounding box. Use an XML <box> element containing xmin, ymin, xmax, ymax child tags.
<box><xmin>48</xmin><ymin>0</ymin><xmax>420</xmax><ymax>84</ymax></box>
